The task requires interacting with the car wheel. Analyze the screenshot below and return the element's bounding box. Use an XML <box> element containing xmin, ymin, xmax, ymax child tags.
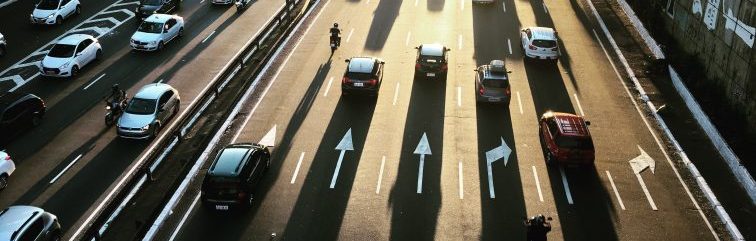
<box><xmin>0</xmin><ymin>175</ymin><xmax>8</xmax><ymax>190</ymax></box>
<box><xmin>50</xmin><ymin>231</ymin><xmax>62</xmax><ymax>241</ymax></box>
<box><xmin>56</xmin><ymin>16</ymin><xmax>63</xmax><ymax>25</ymax></box>
<box><xmin>0</xmin><ymin>46</ymin><xmax>5</xmax><ymax>57</ymax></box>
<box><xmin>75</xmin><ymin>5</ymin><xmax>81</xmax><ymax>15</ymax></box>
<box><xmin>157</xmin><ymin>41</ymin><xmax>164</xmax><ymax>50</ymax></box>
<box><xmin>178</xmin><ymin>27</ymin><xmax>184</xmax><ymax>37</ymax></box>
<box><xmin>96</xmin><ymin>49</ymin><xmax>102</xmax><ymax>60</ymax></box>
<box><xmin>31</xmin><ymin>113</ymin><xmax>42</xmax><ymax>126</ymax></box>
<box><xmin>544</xmin><ymin>150</ymin><xmax>555</xmax><ymax>165</ymax></box>
<box><xmin>152</xmin><ymin>123</ymin><xmax>162</xmax><ymax>138</ymax></box>
<box><xmin>71</xmin><ymin>65</ymin><xmax>79</xmax><ymax>77</ymax></box>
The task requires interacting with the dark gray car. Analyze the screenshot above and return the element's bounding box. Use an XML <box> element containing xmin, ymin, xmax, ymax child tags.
<box><xmin>475</xmin><ymin>60</ymin><xmax>511</xmax><ymax>104</ymax></box>
<box><xmin>0</xmin><ymin>206</ymin><xmax>61</xmax><ymax>241</ymax></box>
<box><xmin>136</xmin><ymin>0</ymin><xmax>181</xmax><ymax>19</ymax></box>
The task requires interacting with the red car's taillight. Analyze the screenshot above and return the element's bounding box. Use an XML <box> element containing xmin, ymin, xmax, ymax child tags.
<box><xmin>528</xmin><ymin>44</ymin><xmax>537</xmax><ymax>50</ymax></box>
<box><xmin>415</xmin><ymin>63</ymin><xmax>421</xmax><ymax>70</ymax></box>
<box><xmin>479</xmin><ymin>86</ymin><xmax>485</xmax><ymax>95</ymax></box>
<box><xmin>237</xmin><ymin>192</ymin><xmax>247</xmax><ymax>200</ymax></box>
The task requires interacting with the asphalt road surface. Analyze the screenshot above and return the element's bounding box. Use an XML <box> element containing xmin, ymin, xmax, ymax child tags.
<box><xmin>161</xmin><ymin>0</ymin><xmax>723</xmax><ymax>240</ymax></box>
<box><xmin>0</xmin><ymin>0</ymin><xmax>285</xmax><ymax>238</ymax></box>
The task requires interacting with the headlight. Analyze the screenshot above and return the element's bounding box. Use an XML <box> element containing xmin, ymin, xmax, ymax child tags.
<box><xmin>141</xmin><ymin>124</ymin><xmax>151</xmax><ymax>131</ymax></box>
<box><xmin>106</xmin><ymin>106</ymin><xmax>111</xmax><ymax>110</ymax></box>
<box><xmin>60</xmin><ymin>62</ymin><xmax>70</xmax><ymax>69</ymax></box>
<box><xmin>47</xmin><ymin>14</ymin><xmax>55</xmax><ymax>19</ymax></box>
<box><xmin>150</xmin><ymin>40</ymin><xmax>158</xmax><ymax>45</ymax></box>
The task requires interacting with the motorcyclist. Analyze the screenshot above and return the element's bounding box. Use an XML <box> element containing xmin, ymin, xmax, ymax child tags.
<box><xmin>106</xmin><ymin>84</ymin><xmax>127</xmax><ymax>111</ymax></box>
<box><xmin>329</xmin><ymin>23</ymin><xmax>341</xmax><ymax>46</ymax></box>
<box><xmin>525</xmin><ymin>214</ymin><xmax>551</xmax><ymax>241</ymax></box>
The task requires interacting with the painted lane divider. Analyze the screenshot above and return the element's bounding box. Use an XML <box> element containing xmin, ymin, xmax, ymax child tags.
<box><xmin>516</xmin><ymin>91</ymin><xmax>523</xmax><ymax>114</ymax></box>
<box><xmin>605</xmin><ymin>170</ymin><xmax>626</xmax><ymax>210</ymax></box>
<box><xmin>323</xmin><ymin>77</ymin><xmax>334</xmax><ymax>96</ymax></box>
<box><xmin>507</xmin><ymin>38</ymin><xmax>513</xmax><ymax>55</ymax></box>
<box><xmin>376</xmin><ymin>156</ymin><xmax>386</xmax><ymax>194</ymax></box>
<box><xmin>392</xmin><ymin>82</ymin><xmax>400</xmax><ymax>106</ymax></box>
<box><xmin>168</xmin><ymin>193</ymin><xmax>201</xmax><ymax>241</ymax></box>
<box><xmin>346</xmin><ymin>28</ymin><xmax>354</xmax><ymax>43</ymax></box>
<box><xmin>291</xmin><ymin>152</ymin><xmax>305</xmax><ymax>184</ymax></box>
<box><xmin>559</xmin><ymin>167</ymin><xmax>574</xmax><ymax>204</ymax></box>
<box><xmin>405</xmin><ymin>32</ymin><xmax>411</xmax><ymax>46</ymax></box>
<box><xmin>485</xmin><ymin>137</ymin><xmax>511</xmax><ymax>198</ymax></box>
<box><xmin>330</xmin><ymin>129</ymin><xmax>354</xmax><ymax>189</ymax></box>
<box><xmin>458</xmin><ymin>35</ymin><xmax>463</xmax><ymax>50</ymax></box>
<box><xmin>502</xmin><ymin>1</ymin><xmax>506</xmax><ymax>12</ymax></box>
<box><xmin>629</xmin><ymin>145</ymin><xmax>658</xmax><ymax>210</ymax></box>
<box><xmin>50</xmin><ymin>154</ymin><xmax>83</xmax><ymax>184</ymax></box>
<box><xmin>201</xmin><ymin>30</ymin><xmax>217</xmax><ymax>43</ymax></box>
<box><xmin>574</xmin><ymin>93</ymin><xmax>585</xmax><ymax>116</ymax></box>
<box><xmin>532</xmin><ymin>166</ymin><xmax>544</xmax><ymax>202</ymax></box>
<box><xmin>414</xmin><ymin>133</ymin><xmax>431</xmax><ymax>194</ymax></box>
<box><xmin>83</xmin><ymin>73</ymin><xmax>107</xmax><ymax>90</ymax></box>
<box><xmin>457</xmin><ymin>86</ymin><xmax>462</xmax><ymax>107</ymax></box>
<box><xmin>458</xmin><ymin>161</ymin><xmax>464</xmax><ymax>199</ymax></box>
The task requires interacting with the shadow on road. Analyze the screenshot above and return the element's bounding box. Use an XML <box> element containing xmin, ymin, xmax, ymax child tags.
<box><xmin>364</xmin><ymin>0</ymin><xmax>402</xmax><ymax>51</ymax></box>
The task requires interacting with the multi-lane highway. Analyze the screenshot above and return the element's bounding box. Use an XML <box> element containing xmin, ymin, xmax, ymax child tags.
<box><xmin>152</xmin><ymin>0</ymin><xmax>725</xmax><ymax>240</ymax></box>
<box><xmin>0</xmin><ymin>0</ymin><xmax>285</xmax><ymax>238</ymax></box>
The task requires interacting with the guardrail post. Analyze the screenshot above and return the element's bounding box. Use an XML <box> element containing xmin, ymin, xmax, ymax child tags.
<box><xmin>143</xmin><ymin>166</ymin><xmax>155</xmax><ymax>182</ymax></box>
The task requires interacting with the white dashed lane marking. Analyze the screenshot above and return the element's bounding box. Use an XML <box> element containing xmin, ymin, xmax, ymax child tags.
<box><xmin>560</xmin><ymin>167</ymin><xmax>574</xmax><ymax>204</ymax></box>
<box><xmin>83</xmin><ymin>74</ymin><xmax>107</xmax><ymax>90</ymax></box>
<box><xmin>605</xmin><ymin>170</ymin><xmax>626</xmax><ymax>210</ymax></box>
<box><xmin>290</xmin><ymin>152</ymin><xmax>305</xmax><ymax>184</ymax></box>
<box><xmin>532</xmin><ymin>166</ymin><xmax>544</xmax><ymax>202</ymax></box>
<box><xmin>376</xmin><ymin>156</ymin><xmax>386</xmax><ymax>194</ymax></box>
<box><xmin>323</xmin><ymin>77</ymin><xmax>334</xmax><ymax>96</ymax></box>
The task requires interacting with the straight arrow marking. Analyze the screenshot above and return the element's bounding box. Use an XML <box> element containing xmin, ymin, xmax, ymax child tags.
<box><xmin>415</xmin><ymin>133</ymin><xmax>431</xmax><ymax>194</ymax></box>
<box><xmin>417</xmin><ymin>154</ymin><xmax>425</xmax><ymax>194</ymax></box>
<box><xmin>330</xmin><ymin>129</ymin><xmax>354</xmax><ymax>189</ymax></box>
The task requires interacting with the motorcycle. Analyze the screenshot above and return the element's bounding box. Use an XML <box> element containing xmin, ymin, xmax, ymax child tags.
<box><xmin>105</xmin><ymin>98</ymin><xmax>128</xmax><ymax>126</ymax></box>
<box><xmin>524</xmin><ymin>215</ymin><xmax>552</xmax><ymax>241</ymax></box>
<box><xmin>235</xmin><ymin>0</ymin><xmax>251</xmax><ymax>11</ymax></box>
<box><xmin>330</xmin><ymin>35</ymin><xmax>340</xmax><ymax>53</ymax></box>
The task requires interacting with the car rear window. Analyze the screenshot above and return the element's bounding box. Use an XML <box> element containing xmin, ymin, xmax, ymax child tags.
<box><xmin>482</xmin><ymin>78</ymin><xmax>509</xmax><ymax>88</ymax></box>
<box><xmin>48</xmin><ymin>44</ymin><xmax>76</xmax><ymax>58</ymax></box>
<box><xmin>555</xmin><ymin>136</ymin><xmax>593</xmax><ymax>150</ymax></box>
<box><xmin>532</xmin><ymin>40</ymin><xmax>557</xmax><ymax>48</ymax></box>
<box><xmin>125</xmin><ymin>98</ymin><xmax>157</xmax><ymax>115</ymax></box>
<box><xmin>345</xmin><ymin>72</ymin><xmax>374</xmax><ymax>80</ymax></box>
<box><xmin>204</xmin><ymin>176</ymin><xmax>240</xmax><ymax>193</ymax></box>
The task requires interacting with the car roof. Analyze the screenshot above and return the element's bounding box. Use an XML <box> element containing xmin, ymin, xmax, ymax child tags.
<box><xmin>527</xmin><ymin>27</ymin><xmax>557</xmax><ymax>40</ymax></box>
<box><xmin>134</xmin><ymin>83</ymin><xmax>173</xmax><ymax>100</ymax></box>
<box><xmin>144</xmin><ymin>14</ymin><xmax>175</xmax><ymax>23</ymax></box>
<box><xmin>0</xmin><ymin>92</ymin><xmax>40</xmax><ymax>111</ymax></box>
<box><xmin>347</xmin><ymin>57</ymin><xmax>376</xmax><ymax>73</ymax></box>
<box><xmin>481</xmin><ymin>60</ymin><xmax>508</xmax><ymax>80</ymax></box>
<box><xmin>208</xmin><ymin>144</ymin><xmax>257</xmax><ymax>177</ymax></box>
<box><xmin>547</xmin><ymin>112</ymin><xmax>590</xmax><ymax>137</ymax></box>
<box><xmin>419</xmin><ymin>44</ymin><xmax>445</xmax><ymax>56</ymax></box>
<box><xmin>57</xmin><ymin>34</ymin><xmax>93</xmax><ymax>45</ymax></box>
<box><xmin>0</xmin><ymin>206</ymin><xmax>43</xmax><ymax>240</ymax></box>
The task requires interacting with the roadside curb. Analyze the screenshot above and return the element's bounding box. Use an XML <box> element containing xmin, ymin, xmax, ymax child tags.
<box><xmin>587</xmin><ymin>0</ymin><xmax>744</xmax><ymax>240</ymax></box>
<box><xmin>0</xmin><ymin>0</ymin><xmax>16</xmax><ymax>9</ymax></box>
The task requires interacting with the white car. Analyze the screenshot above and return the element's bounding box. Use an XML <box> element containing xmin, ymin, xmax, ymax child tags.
<box><xmin>520</xmin><ymin>27</ymin><xmax>560</xmax><ymax>60</ymax></box>
<box><xmin>0</xmin><ymin>33</ymin><xmax>6</xmax><ymax>57</ymax></box>
<box><xmin>0</xmin><ymin>151</ymin><xmax>16</xmax><ymax>190</ymax></box>
<box><xmin>30</xmin><ymin>0</ymin><xmax>80</xmax><ymax>25</ymax></box>
<box><xmin>130</xmin><ymin>14</ymin><xmax>185</xmax><ymax>51</ymax></box>
<box><xmin>40</xmin><ymin>34</ymin><xmax>102</xmax><ymax>78</ymax></box>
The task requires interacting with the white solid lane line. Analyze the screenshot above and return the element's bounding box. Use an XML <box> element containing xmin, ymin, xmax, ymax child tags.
<box><xmin>458</xmin><ymin>161</ymin><xmax>464</xmax><ymax>199</ymax></box>
<box><xmin>201</xmin><ymin>30</ymin><xmax>216</xmax><ymax>43</ymax></box>
<box><xmin>605</xmin><ymin>170</ymin><xmax>626</xmax><ymax>210</ymax></box>
<box><xmin>507</xmin><ymin>38</ymin><xmax>512</xmax><ymax>55</ymax></box>
<box><xmin>457</xmin><ymin>86</ymin><xmax>462</xmax><ymax>107</ymax></box>
<box><xmin>406</xmin><ymin>32</ymin><xmax>412</xmax><ymax>46</ymax></box>
<box><xmin>574</xmin><ymin>93</ymin><xmax>585</xmax><ymax>116</ymax></box>
<box><xmin>323</xmin><ymin>77</ymin><xmax>334</xmax><ymax>96</ymax></box>
<box><xmin>168</xmin><ymin>193</ymin><xmax>200</xmax><ymax>241</ymax></box>
<box><xmin>560</xmin><ymin>167</ymin><xmax>574</xmax><ymax>204</ymax></box>
<box><xmin>290</xmin><ymin>152</ymin><xmax>305</xmax><ymax>184</ymax></box>
<box><xmin>517</xmin><ymin>91</ymin><xmax>523</xmax><ymax>114</ymax></box>
<box><xmin>376</xmin><ymin>156</ymin><xmax>386</xmax><ymax>194</ymax></box>
<box><xmin>458</xmin><ymin>34</ymin><xmax>463</xmax><ymax>50</ymax></box>
<box><xmin>502</xmin><ymin>1</ymin><xmax>506</xmax><ymax>12</ymax></box>
<box><xmin>634</xmin><ymin>170</ymin><xmax>659</xmax><ymax>210</ymax></box>
<box><xmin>532</xmin><ymin>166</ymin><xmax>544</xmax><ymax>202</ymax></box>
<box><xmin>393</xmin><ymin>82</ymin><xmax>400</xmax><ymax>106</ymax></box>
<box><xmin>83</xmin><ymin>73</ymin><xmax>107</xmax><ymax>90</ymax></box>
<box><xmin>49</xmin><ymin>154</ymin><xmax>83</xmax><ymax>184</ymax></box>
<box><xmin>346</xmin><ymin>28</ymin><xmax>354</xmax><ymax>43</ymax></box>
<box><xmin>542</xmin><ymin>2</ymin><xmax>548</xmax><ymax>13</ymax></box>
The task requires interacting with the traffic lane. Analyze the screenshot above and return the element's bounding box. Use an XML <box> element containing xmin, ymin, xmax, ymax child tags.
<box><xmin>0</xmin><ymin>0</ymin><xmax>121</xmax><ymax>70</ymax></box>
<box><xmin>0</xmin><ymin>0</ymin><xmax>285</xmax><ymax>231</ymax></box>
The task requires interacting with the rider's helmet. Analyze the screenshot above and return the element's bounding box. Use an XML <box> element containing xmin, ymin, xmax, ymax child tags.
<box><xmin>112</xmin><ymin>84</ymin><xmax>120</xmax><ymax>92</ymax></box>
<box><xmin>535</xmin><ymin>214</ymin><xmax>545</xmax><ymax>225</ymax></box>
<box><xmin>333</xmin><ymin>23</ymin><xmax>338</xmax><ymax>28</ymax></box>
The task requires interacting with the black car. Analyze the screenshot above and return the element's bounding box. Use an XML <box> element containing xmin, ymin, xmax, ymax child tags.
<box><xmin>201</xmin><ymin>143</ymin><xmax>270</xmax><ymax>211</ymax></box>
<box><xmin>0</xmin><ymin>92</ymin><xmax>46</xmax><ymax>147</ymax></box>
<box><xmin>136</xmin><ymin>0</ymin><xmax>181</xmax><ymax>19</ymax></box>
<box><xmin>414</xmin><ymin>43</ymin><xmax>449</xmax><ymax>79</ymax></box>
<box><xmin>342</xmin><ymin>57</ymin><xmax>384</xmax><ymax>96</ymax></box>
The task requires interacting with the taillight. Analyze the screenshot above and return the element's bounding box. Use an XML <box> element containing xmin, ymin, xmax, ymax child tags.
<box><xmin>479</xmin><ymin>86</ymin><xmax>484</xmax><ymax>95</ymax></box>
<box><xmin>368</xmin><ymin>79</ymin><xmax>377</xmax><ymax>86</ymax></box>
<box><xmin>3</xmin><ymin>155</ymin><xmax>10</xmax><ymax>160</ymax></box>
<box><xmin>237</xmin><ymin>192</ymin><xmax>247</xmax><ymax>200</ymax></box>
<box><xmin>441</xmin><ymin>64</ymin><xmax>448</xmax><ymax>71</ymax></box>
<box><xmin>505</xmin><ymin>87</ymin><xmax>511</xmax><ymax>95</ymax></box>
<box><xmin>528</xmin><ymin>44</ymin><xmax>537</xmax><ymax>50</ymax></box>
<box><xmin>342</xmin><ymin>77</ymin><xmax>351</xmax><ymax>84</ymax></box>
<box><xmin>415</xmin><ymin>63</ymin><xmax>420</xmax><ymax>70</ymax></box>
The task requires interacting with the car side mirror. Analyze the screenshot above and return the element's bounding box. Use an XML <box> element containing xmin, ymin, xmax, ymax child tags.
<box><xmin>380</xmin><ymin>61</ymin><xmax>385</xmax><ymax>64</ymax></box>
<box><xmin>344</xmin><ymin>59</ymin><xmax>350</xmax><ymax>63</ymax></box>
<box><xmin>414</xmin><ymin>46</ymin><xmax>419</xmax><ymax>49</ymax></box>
<box><xmin>507</xmin><ymin>70</ymin><xmax>512</xmax><ymax>73</ymax></box>
<box><xmin>585</xmin><ymin>121</ymin><xmax>591</xmax><ymax>126</ymax></box>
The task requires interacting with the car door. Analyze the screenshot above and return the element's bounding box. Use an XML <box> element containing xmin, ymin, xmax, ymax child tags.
<box><xmin>73</xmin><ymin>40</ymin><xmax>87</xmax><ymax>67</ymax></box>
<box><xmin>157</xmin><ymin>91</ymin><xmax>174</xmax><ymax>122</ymax></box>
<box><xmin>166</xmin><ymin>19</ymin><xmax>178</xmax><ymax>41</ymax></box>
<box><xmin>1</xmin><ymin>103</ymin><xmax>29</xmax><ymax>133</ymax></box>
<box><xmin>79</xmin><ymin>39</ymin><xmax>95</xmax><ymax>65</ymax></box>
<box><xmin>246</xmin><ymin>153</ymin><xmax>263</xmax><ymax>191</ymax></box>
<box><xmin>521</xmin><ymin>29</ymin><xmax>531</xmax><ymax>49</ymax></box>
<box><xmin>61</xmin><ymin>0</ymin><xmax>73</xmax><ymax>18</ymax></box>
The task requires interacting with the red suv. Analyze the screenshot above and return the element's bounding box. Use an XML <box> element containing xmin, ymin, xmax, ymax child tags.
<box><xmin>539</xmin><ymin>111</ymin><xmax>595</xmax><ymax>165</ymax></box>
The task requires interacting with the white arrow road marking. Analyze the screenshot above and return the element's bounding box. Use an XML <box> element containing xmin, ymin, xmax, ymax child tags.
<box><xmin>485</xmin><ymin>137</ymin><xmax>511</xmax><ymax>198</ymax></box>
<box><xmin>323</xmin><ymin>77</ymin><xmax>334</xmax><ymax>96</ymax></box>
<box><xmin>458</xmin><ymin>161</ymin><xmax>464</xmax><ymax>199</ymax></box>
<box><xmin>414</xmin><ymin>133</ymin><xmax>431</xmax><ymax>193</ymax></box>
<box><xmin>605</xmin><ymin>170</ymin><xmax>626</xmax><ymax>210</ymax></box>
<box><xmin>376</xmin><ymin>156</ymin><xmax>386</xmax><ymax>194</ymax></box>
<box><xmin>259</xmin><ymin>125</ymin><xmax>276</xmax><ymax>147</ymax></box>
<box><xmin>629</xmin><ymin>145</ymin><xmax>658</xmax><ymax>210</ymax></box>
<box><xmin>330</xmin><ymin>129</ymin><xmax>354</xmax><ymax>189</ymax></box>
<box><xmin>532</xmin><ymin>166</ymin><xmax>544</xmax><ymax>202</ymax></box>
<box><xmin>560</xmin><ymin>167</ymin><xmax>574</xmax><ymax>204</ymax></box>
<box><xmin>290</xmin><ymin>152</ymin><xmax>305</xmax><ymax>184</ymax></box>
<box><xmin>346</xmin><ymin>28</ymin><xmax>354</xmax><ymax>43</ymax></box>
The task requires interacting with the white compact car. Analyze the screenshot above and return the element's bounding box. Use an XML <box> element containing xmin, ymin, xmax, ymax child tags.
<box><xmin>520</xmin><ymin>27</ymin><xmax>560</xmax><ymax>60</ymax></box>
<box><xmin>0</xmin><ymin>151</ymin><xmax>16</xmax><ymax>190</ymax></box>
<box><xmin>130</xmin><ymin>14</ymin><xmax>185</xmax><ymax>51</ymax></box>
<box><xmin>40</xmin><ymin>34</ymin><xmax>102</xmax><ymax>78</ymax></box>
<box><xmin>0</xmin><ymin>33</ymin><xmax>6</xmax><ymax>57</ymax></box>
<box><xmin>30</xmin><ymin>0</ymin><xmax>80</xmax><ymax>25</ymax></box>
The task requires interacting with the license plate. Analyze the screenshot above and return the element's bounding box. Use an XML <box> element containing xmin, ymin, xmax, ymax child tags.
<box><xmin>215</xmin><ymin>205</ymin><xmax>229</xmax><ymax>210</ymax></box>
<box><xmin>488</xmin><ymin>97</ymin><xmax>501</xmax><ymax>102</ymax></box>
<box><xmin>354</xmin><ymin>82</ymin><xmax>364</xmax><ymax>87</ymax></box>
<box><xmin>46</xmin><ymin>71</ymin><xmax>55</xmax><ymax>75</ymax></box>
<box><xmin>426</xmin><ymin>73</ymin><xmax>436</xmax><ymax>77</ymax></box>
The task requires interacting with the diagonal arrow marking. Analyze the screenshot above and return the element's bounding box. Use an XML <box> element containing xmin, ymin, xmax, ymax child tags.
<box><xmin>485</xmin><ymin>137</ymin><xmax>511</xmax><ymax>198</ymax></box>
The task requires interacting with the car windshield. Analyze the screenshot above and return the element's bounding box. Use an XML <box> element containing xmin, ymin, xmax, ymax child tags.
<box><xmin>345</xmin><ymin>72</ymin><xmax>374</xmax><ymax>80</ymax></box>
<box><xmin>47</xmin><ymin>44</ymin><xmax>76</xmax><ymax>58</ymax></box>
<box><xmin>483</xmin><ymin>78</ymin><xmax>509</xmax><ymax>88</ymax></box>
<box><xmin>125</xmin><ymin>98</ymin><xmax>156</xmax><ymax>115</ymax></box>
<box><xmin>555</xmin><ymin>136</ymin><xmax>594</xmax><ymax>150</ymax></box>
<box><xmin>36</xmin><ymin>0</ymin><xmax>59</xmax><ymax>10</ymax></box>
<box><xmin>138</xmin><ymin>22</ymin><xmax>164</xmax><ymax>34</ymax></box>
<box><xmin>141</xmin><ymin>0</ymin><xmax>162</xmax><ymax>5</ymax></box>
<box><xmin>532</xmin><ymin>40</ymin><xmax>557</xmax><ymax>48</ymax></box>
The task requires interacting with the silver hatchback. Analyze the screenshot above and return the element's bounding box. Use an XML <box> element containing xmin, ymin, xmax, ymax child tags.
<box><xmin>116</xmin><ymin>83</ymin><xmax>180</xmax><ymax>139</ymax></box>
<box><xmin>0</xmin><ymin>206</ymin><xmax>61</xmax><ymax>241</ymax></box>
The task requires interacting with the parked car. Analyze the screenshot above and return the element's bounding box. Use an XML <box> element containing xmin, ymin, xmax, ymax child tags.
<box><xmin>136</xmin><ymin>0</ymin><xmax>181</xmax><ymax>19</ymax></box>
<box><xmin>0</xmin><ymin>33</ymin><xmax>6</xmax><ymax>57</ymax></box>
<box><xmin>39</xmin><ymin>34</ymin><xmax>102</xmax><ymax>78</ymax></box>
<box><xmin>30</xmin><ymin>0</ymin><xmax>80</xmax><ymax>25</ymax></box>
<box><xmin>539</xmin><ymin>111</ymin><xmax>595</xmax><ymax>165</ymax></box>
<box><xmin>201</xmin><ymin>143</ymin><xmax>271</xmax><ymax>211</ymax></box>
<box><xmin>521</xmin><ymin>27</ymin><xmax>560</xmax><ymax>61</ymax></box>
<box><xmin>0</xmin><ymin>151</ymin><xmax>15</xmax><ymax>190</ymax></box>
<box><xmin>0</xmin><ymin>206</ymin><xmax>61</xmax><ymax>241</ymax></box>
<box><xmin>130</xmin><ymin>14</ymin><xmax>184</xmax><ymax>51</ymax></box>
<box><xmin>0</xmin><ymin>92</ymin><xmax>46</xmax><ymax>147</ymax></box>
<box><xmin>475</xmin><ymin>60</ymin><xmax>511</xmax><ymax>104</ymax></box>
<box><xmin>116</xmin><ymin>83</ymin><xmax>180</xmax><ymax>139</ymax></box>
<box><xmin>342</xmin><ymin>57</ymin><xmax>384</xmax><ymax>96</ymax></box>
<box><xmin>414</xmin><ymin>44</ymin><xmax>449</xmax><ymax>79</ymax></box>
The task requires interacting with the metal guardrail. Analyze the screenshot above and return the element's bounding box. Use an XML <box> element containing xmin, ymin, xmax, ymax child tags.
<box><xmin>74</xmin><ymin>0</ymin><xmax>310</xmax><ymax>239</ymax></box>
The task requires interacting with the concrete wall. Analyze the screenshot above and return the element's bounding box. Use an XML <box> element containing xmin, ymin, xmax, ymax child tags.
<box><xmin>628</xmin><ymin>0</ymin><xmax>755</xmax><ymax>133</ymax></box>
